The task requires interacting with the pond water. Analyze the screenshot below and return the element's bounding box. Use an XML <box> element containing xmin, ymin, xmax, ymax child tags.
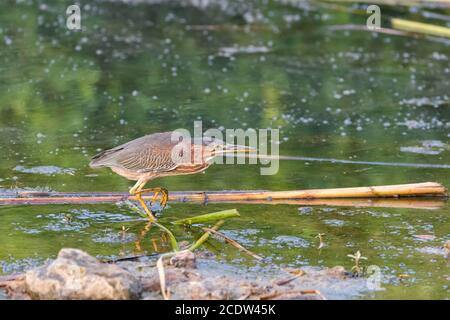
<box><xmin>0</xmin><ymin>1</ymin><xmax>449</xmax><ymax>299</ymax></box>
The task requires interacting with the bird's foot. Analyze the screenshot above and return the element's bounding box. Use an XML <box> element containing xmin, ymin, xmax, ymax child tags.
<box><xmin>137</xmin><ymin>187</ymin><xmax>169</xmax><ymax>211</ymax></box>
<box><xmin>152</xmin><ymin>187</ymin><xmax>169</xmax><ymax>210</ymax></box>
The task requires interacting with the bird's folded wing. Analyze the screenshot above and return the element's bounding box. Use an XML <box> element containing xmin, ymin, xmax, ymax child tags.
<box><xmin>118</xmin><ymin>146</ymin><xmax>179</xmax><ymax>173</ymax></box>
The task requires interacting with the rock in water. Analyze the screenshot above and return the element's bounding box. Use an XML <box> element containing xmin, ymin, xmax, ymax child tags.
<box><xmin>24</xmin><ymin>248</ymin><xmax>141</xmax><ymax>300</ymax></box>
<box><xmin>170</xmin><ymin>250</ymin><xmax>196</xmax><ymax>268</ymax></box>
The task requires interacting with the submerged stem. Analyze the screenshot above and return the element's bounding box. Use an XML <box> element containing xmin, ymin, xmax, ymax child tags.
<box><xmin>189</xmin><ymin>220</ymin><xmax>225</xmax><ymax>251</ymax></box>
<box><xmin>153</xmin><ymin>222</ymin><xmax>179</xmax><ymax>251</ymax></box>
<box><xmin>172</xmin><ymin>209</ymin><xmax>240</xmax><ymax>225</ymax></box>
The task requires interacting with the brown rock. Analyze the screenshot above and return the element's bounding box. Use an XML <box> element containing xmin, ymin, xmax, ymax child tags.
<box><xmin>24</xmin><ymin>248</ymin><xmax>141</xmax><ymax>300</ymax></box>
<box><xmin>324</xmin><ymin>266</ymin><xmax>347</xmax><ymax>278</ymax></box>
<box><xmin>169</xmin><ymin>250</ymin><xmax>196</xmax><ymax>268</ymax></box>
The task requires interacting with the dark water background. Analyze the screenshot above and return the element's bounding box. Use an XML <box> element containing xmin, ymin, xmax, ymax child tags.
<box><xmin>0</xmin><ymin>1</ymin><xmax>449</xmax><ymax>299</ymax></box>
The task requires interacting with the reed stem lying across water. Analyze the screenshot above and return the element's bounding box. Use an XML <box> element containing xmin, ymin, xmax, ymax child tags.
<box><xmin>2</xmin><ymin>182</ymin><xmax>447</xmax><ymax>208</ymax></box>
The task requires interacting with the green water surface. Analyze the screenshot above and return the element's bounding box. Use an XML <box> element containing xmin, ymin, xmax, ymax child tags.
<box><xmin>0</xmin><ymin>1</ymin><xmax>449</xmax><ymax>299</ymax></box>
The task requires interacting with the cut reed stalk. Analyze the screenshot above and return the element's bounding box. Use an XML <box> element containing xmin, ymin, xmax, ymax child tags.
<box><xmin>320</xmin><ymin>0</ymin><xmax>450</xmax><ymax>7</ymax></box>
<box><xmin>391</xmin><ymin>18</ymin><xmax>450</xmax><ymax>38</ymax></box>
<box><xmin>1</xmin><ymin>182</ymin><xmax>446</xmax><ymax>207</ymax></box>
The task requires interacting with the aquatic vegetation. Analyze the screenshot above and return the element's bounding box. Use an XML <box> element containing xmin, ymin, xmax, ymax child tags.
<box><xmin>316</xmin><ymin>233</ymin><xmax>326</xmax><ymax>249</ymax></box>
<box><xmin>347</xmin><ymin>251</ymin><xmax>368</xmax><ymax>275</ymax></box>
<box><xmin>172</xmin><ymin>209</ymin><xmax>240</xmax><ymax>225</ymax></box>
<box><xmin>0</xmin><ymin>0</ymin><xmax>449</xmax><ymax>300</ymax></box>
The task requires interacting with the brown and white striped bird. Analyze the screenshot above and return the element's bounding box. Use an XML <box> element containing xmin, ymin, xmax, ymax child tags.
<box><xmin>90</xmin><ymin>131</ymin><xmax>252</xmax><ymax>220</ymax></box>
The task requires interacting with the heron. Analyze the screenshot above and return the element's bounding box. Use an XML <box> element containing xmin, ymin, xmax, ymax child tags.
<box><xmin>90</xmin><ymin>131</ymin><xmax>252</xmax><ymax>221</ymax></box>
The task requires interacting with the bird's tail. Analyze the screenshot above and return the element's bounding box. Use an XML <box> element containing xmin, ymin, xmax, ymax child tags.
<box><xmin>89</xmin><ymin>147</ymin><xmax>124</xmax><ymax>168</ymax></box>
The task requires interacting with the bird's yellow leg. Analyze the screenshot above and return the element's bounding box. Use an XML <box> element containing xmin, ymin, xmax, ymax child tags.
<box><xmin>135</xmin><ymin>193</ymin><xmax>156</xmax><ymax>222</ymax></box>
<box><xmin>130</xmin><ymin>181</ymin><xmax>156</xmax><ymax>222</ymax></box>
<box><xmin>136</xmin><ymin>187</ymin><xmax>169</xmax><ymax>210</ymax></box>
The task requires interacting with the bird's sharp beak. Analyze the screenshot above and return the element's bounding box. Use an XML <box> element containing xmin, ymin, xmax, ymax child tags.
<box><xmin>216</xmin><ymin>144</ymin><xmax>257</xmax><ymax>154</ymax></box>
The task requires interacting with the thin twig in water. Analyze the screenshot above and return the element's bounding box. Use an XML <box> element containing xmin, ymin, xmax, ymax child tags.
<box><xmin>0</xmin><ymin>274</ymin><xmax>23</xmax><ymax>284</ymax></box>
<box><xmin>188</xmin><ymin>220</ymin><xmax>225</xmax><ymax>251</ymax></box>
<box><xmin>103</xmin><ymin>253</ymin><xmax>159</xmax><ymax>264</ymax></box>
<box><xmin>201</xmin><ymin>227</ymin><xmax>264</xmax><ymax>261</ymax></box>
<box><xmin>259</xmin><ymin>289</ymin><xmax>324</xmax><ymax>300</ymax></box>
<box><xmin>273</xmin><ymin>270</ymin><xmax>306</xmax><ymax>286</ymax></box>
